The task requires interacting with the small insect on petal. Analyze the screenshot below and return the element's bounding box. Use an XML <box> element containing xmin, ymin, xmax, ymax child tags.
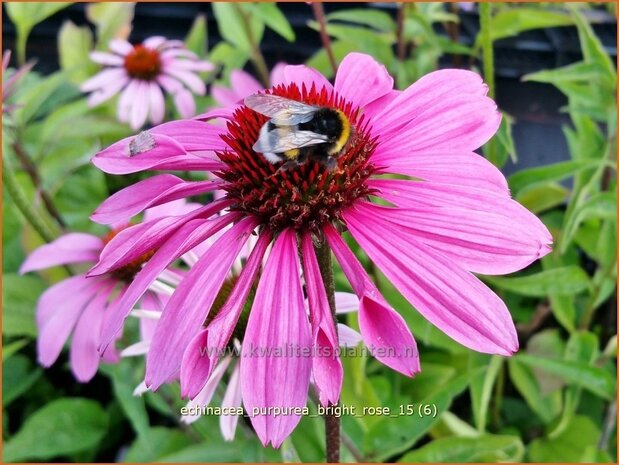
<box><xmin>128</xmin><ymin>131</ymin><xmax>157</xmax><ymax>157</ymax></box>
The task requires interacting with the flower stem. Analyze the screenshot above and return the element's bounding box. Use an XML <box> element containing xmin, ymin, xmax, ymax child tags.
<box><xmin>312</xmin><ymin>2</ymin><xmax>337</xmax><ymax>77</ymax></box>
<box><xmin>479</xmin><ymin>2</ymin><xmax>495</xmax><ymax>99</ymax></box>
<box><xmin>233</xmin><ymin>3</ymin><xmax>270</xmax><ymax>88</ymax></box>
<box><xmin>313</xmin><ymin>237</ymin><xmax>340</xmax><ymax>463</ymax></box>
<box><xmin>3</xmin><ymin>155</ymin><xmax>56</xmax><ymax>243</ymax></box>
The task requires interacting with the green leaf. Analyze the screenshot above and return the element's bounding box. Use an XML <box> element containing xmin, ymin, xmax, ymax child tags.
<box><xmin>124</xmin><ymin>427</ymin><xmax>192</xmax><ymax>462</ymax></box>
<box><xmin>3</xmin><ymin>398</ymin><xmax>108</xmax><ymax>462</ymax></box>
<box><xmin>306</xmin><ymin>41</ymin><xmax>357</xmax><ymax>79</ymax></box>
<box><xmin>562</xmin><ymin>192</ymin><xmax>617</xmax><ymax>252</ymax></box>
<box><xmin>158</xmin><ymin>442</ymin><xmax>244</xmax><ymax>462</ymax></box>
<box><xmin>364</xmin><ymin>372</ymin><xmax>472</xmax><ymax>461</ymax></box>
<box><xmin>212</xmin><ymin>3</ymin><xmax>264</xmax><ymax>53</ymax></box>
<box><xmin>2</xmin><ymin>354</ymin><xmax>43</xmax><ymax>407</ymax></box>
<box><xmin>398</xmin><ymin>434</ymin><xmax>524</xmax><ymax>462</ymax></box>
<box><xmin>571</xmin><ymin>9</ymin><xmax>616</xmax><ymax>86</ymax></box>
<box><xmin>490</xmin><ymin>8</ymin><xmax>572</xmax><ymax>41</ymax></box>
<box><xmin>508</xmin><ymin>160</ymin><xmax>600</xmax><ymax>194</ymax></box>
<box><xmin>185</xmin><ymin>14</ymin><xmax>208</xmax><ymax>58</ymax></box>
<box><xmin>2</xmin><ymin>338</ymin><xmax>29</xmax><ymax>361</ymax></box>
<box><xmin>524</xmin><ymin>62</ymin><xmax>608</xmax><ymax>85</ymax></box>
<box><xmin>2</xmin><ymin>273</ymin><xmax>47</xmax><ymax>337</ymax></box>
<box><xmin>58</xmin><ymin>20</ymin><xmax>97</xmax><ymax>84</ymax></box>
<box><xmin>508</xmin><ymin>358</ymin><xmax>561</xmax><ymax>424</ymax></box>
<box><xmin>516</xmin><ymin>183</ymin><xmax>569</xmax><ymax>214</ymax></box>
<box><xmin>516</xmin><ymin>354</ymin><xmax>616</xmax><ymax>400</ymax></box>
<box><xmin>254</xmin><ymin>3</ymin><xmax>295</xmax><ymax>42</ymax></box>
<box><xmin>469</xmin><ymin>354</ymin><xmax>503</xmax><ymax>432</ymax></box>
<box><xmin>528</xmin><ymin>415</ymin><xmax>601</xmax><ymax>462</ymax></box>
<box><xmin>13</xmin><ymin>72</ymin><xmax>68</xmax><ymax>126</ymax></box>
<box><xmin>86</xmin><ymin>3</ymin><xmax>135</xmax><ymax>49</ymax></box>
<box><xmin>102</xmin><ymin>364</ymin><xmax>150</xmax><ymax>441</ymax></box>
<box><xmin>326</xmin><ymin>8</ymin><xmax>396</xmax><ymax>32</ymax></box>
<box><xmin>485</xmin><ymin>267</ymin><xmax>590</xmax><ymax>297</ymax></box>
<box><xmin>5</xmin><ymin>3</ymin><xmax>73</xmax><ymax>64</ymax></box>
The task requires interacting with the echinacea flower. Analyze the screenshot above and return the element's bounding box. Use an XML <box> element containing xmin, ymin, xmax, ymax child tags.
<box><xmin>20</xmin><ymin>200</ymin><xmax>194</xmax><ymax>382</ymax></box>
<box><xmin>90</xmin><ymin>52</ymin><xmax>552</xmax><ymax>446</ymax></box>
<box><xmin>211</xmin><ymin>64</ymin><xmax>286</xmax><ymax>108</ymax></box>
<box><xmin>81</xmin><ymin>36</ymin><xmax>213</xmax><ymax>130</ymax></box>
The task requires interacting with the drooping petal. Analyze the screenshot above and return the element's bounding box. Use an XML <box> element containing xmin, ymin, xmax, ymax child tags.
<box><xmin>36</xmin><ymin>274</ymin><xmax>96</xmax><ymax>329</ymax></box>
<box><xmin>37</xmin><ymin>278</ymin><xmax>108</xmax><ymax>368</ymax></box>
<box><xmin>117</xmin><ymin>79</ymin><xmax>140</xmax><ymax>124</ymax></box>
<box><xmin>282</xmin><ymin>64</ymin><xmax>334</xmax><ymax>94</ymax></box>
<box><xmin>180</xmin><ymin>356</ymin><xmax>233</xmax><ymax>425</ymax></box>
<box><xmin>324</xmin><ymin>225</ymin><xmax>420</xmax><ymax>376</ymax></box>
<box><xmin>20</xmin><ymin>233</ymin><xmax>102</xmax><ymax>273</ymax></box>
<box><xmin>146</xmin><ymin>217</ymin><xmax>258</xmax><ymax>390</ymax></box>
<box><xmin>142</xmin><ymin>198</ymin><xmax>201</xmax><ymax>222</ymax></box>
<box><xmin>230</xmin><ymin>69</ymin><xmax>262</xmax><ymax>98</ymax></box>
<box><xmin>109</xmin><ymin>39</ymin><xmax>133</xmax><ymax>56</ymax></box>
<box><xmin>172</xmin><ymin>87</ymin><xmax>197</xmax><ymax>118</ymax></box>
<box><xmin>87</xmin><ymin>75</ymin><xmax>129</xmax><ymax>107</ymax></box>
<box><xmin>334</xmin><ymin>292</ymin><xmax>359</xmax><ymax>314</ymax></box>
<box><xmin>343</xmin><ymin>210</ymin><xmax>519</xmax><ymax>356</ymax></box>
<box><xmin>368</xmin><ymin>179</ymin><xmax>552</xmax><ymax>244</ymax></box>
<box><xmin>80</xmin><ymin>68</ymin><xmax>128</xmax><ymax>92</ymax></box>
<box><xmin>148</xmin><ymin>82</ymin><xmax>166</xmax><ymax>125</ymax></box>
<box><xmin>180</xmin><ymin>328</ymin><xmax>210</xmax><ymax>398</ymax></box>
<box><xmin>88</xmin><ymin>199</ymin><xmax>232</xmax><ymax>276</ymax></box>
<box><xmin>300</xmin><ymin>234</ymin><xmax>342</xmax><ymax>407</ymax></box>
<box><xmin>351</xmin><ymin>200</ymin><xmax>552</xmax><ymax>275</ymax></box>
<box><xmin>91</xmin><ymin>174</ymin><xmax>223</xmax><ymax>224</ymax></box>
<box><xmin>220</xmin><ymin>361</ymin><xmax>242</xmax><ymax>441</ymax></box>
<box><xmin>181</xmin><ymin>231</ymin><xmax>272</xmax><ymax>399</ymax></box>
<box><xmin>241</xmin><ymin>229</ymin><xmax>312</xmax><ymax>448</ymax></box>
<box><xmin>337</xmin><ymin>324</ymin><xmax>363</xmax><ymax>347</ymax></box>
<box><xmin>372</xmin><ymin>152</ymin><xmax>509</xmax><ymax>195</ymax></box>
<box><xmin>69</xmin><ymin>282</ymin><xmax>116</xmax><ymax>382</ymax></box>
<box><xmin>163</xmin><ymin>68</ymin><xmax>206</xmax><ymax>95</ymax></box>
<box><xmin>99</xmin><ymin>214</ymin><xmax>240</xmax><ymax>352</ymax></box>
<box><xmin>334</xmin><ymin>52</ymin><xmax>393</xmax><ymax>110</ymax></box>
<box><xmin>89</xmin><ymin>51</ymin><xmax>125</xmax><ymax>66</ymax></box>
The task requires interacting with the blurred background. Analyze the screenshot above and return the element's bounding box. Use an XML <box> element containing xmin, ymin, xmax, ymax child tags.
<box><xmin>2</xmin><ymin>2</ymin><xmax>617</xmax><ymax>463</ymax></box>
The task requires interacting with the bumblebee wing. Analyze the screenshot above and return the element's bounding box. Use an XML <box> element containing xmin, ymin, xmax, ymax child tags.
<box><xmin>244</xmin><ymin>94</ymin><xmax>318</xmax><ymax>125</ymax></box>
<box><xmin>253</xmin><ymin>128</ymin><xmax>329</xmax><ymax>154</ymax></box>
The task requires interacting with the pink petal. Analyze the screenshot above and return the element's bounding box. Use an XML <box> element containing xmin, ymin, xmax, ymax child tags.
<box><xmin>142</xmin><ymin>198</ymin><xmax>201</xmax><ymax>222</ymax></box>
<box><xmin>212</xmin><ymin>86</ymin><xmax>241</xmax><ymax>108</ymax></box>
<box><xmin>145</xmin><ymin>217</ymin><xmax>258</xmax><ymax>390</ymax></box>
<box><xmin>172</xmin><ymin>87</ymin><xmax>197</xmax><ymax>118</ymax></box>
<box><xmin>89</xmin><ymin>51</ymin><xmax>124</xmax><ymax>66</ymax></box>
<box><xmin>372</xmin><ymin>151</ymin><xmax>509</xmax><ymax>195</ymax></box>
<box><xmin>181</xmin><ymin>231</ymin><xmax>271</xmax><ymax>399</ymax></box>
<box><xmin>70</xmin><ymin>282</ymin><xmax>116</xmax><ymax>382</ymax></box>
<box><xmin>88</xmin><ymin>199</ymin><xmax>231</xmax><ymax>276</ymax></box>
<box><xmin>20</xmin><ymin>233</ymin><xmax>102</xmax><ymax>273</ymax></box>
<box><xmin>282</xmin><ymin>64</ymin><xmax>333</xmax><ymax>94</ymax></box>
<box><xmin>130</xmin><ymin>80</ymin><xmax>150</xmax><ymax>130</ymax></box>
<box><xmin>86</xmin><ymin>75</ymin><xmax>129</xmax><ymax>107</ymax></box>
<box><xmin>109</xmin><ymin>39</ymin><xmax>133</xmax><ymax>56</ymax></box>
<box><xmin>230</xmin><ymin>69</ymin><xmax>262</xmax><ymax>98</ymax></box>
<box><xmin>80</xmin><ymin>68</ymin><xmax>127</xmax><ymax>92</ymax></box>
<box><xmin>37</xmin><ymin>278</ymin><xmax>108</xmax><ymax>368</ymax></box>
<box><xmin>351</xmin><ymin>200</ymin><xmax>551</xmax><ymax>275</ymax></box>
<box><xmin>334</xmin><ymin>292</ymin><xmax>359</xmax><ymax>314</ymax></box>
<box><xmin>337</xmin><ymin>324</ymin><xmax>362</xmax><ymax>347</ymax></box>
<box><xmin>240</xmin><ymin>229</ymin><xmax>312</xmax><ymax>448</ymax></box>
<box><xmin>181</xmin><ymin>356</ymin><xmax>232</xmax><ymax>425</ymax></box>
<box><xmin>270</xmin><ymin>62</ymin><xmax>287</xmax><ymax>86</ymax></box>
<box><xmin>180</xmin><ymin>328</ymin><xmax>210</xmax><ymax>398</ymax></box>
<box><xmin>143</xmin><ymin>36</ymin><xmax>167</xmax><ymax>49</ymax></box>
<box><xmin>374</xmin><ymin>92</ymin><xmax>501</xmax><ymax>154</ymax></box>
<box><xmin>92</xmin><ymin>121</ymin><xmax>226</xmax><ymax>175</ymax></box>
<box><xmin>148</xmin><ymin>82</ymin><xmax>165</xmax><ymax>125</ymax></box>
<box><xmin>334</xmin><ymin>52</ymin><xmax>393</xmax><ymax>109</ymax></box>
<box><xmin>324</xmin><ymin>225</ymin><xmax>420</xmax><ymax>376</ymax></box>
<box><xmin>363</xmin><ymin>89</ymin><xmax>400</xmax><ymax>120</ymax></box>
<box><xmin>300</xmin><ymin>233</ymin><xmax>342</xmax><ymax>406</ymax></box>
<box><xmin>99</xmin><ymin>213</ymin><xmax>240</xmax><ymax>352</ymax></box>
<box><xmin>220</xmin><ymin>361</ymin><xmax>242</xmax><ymax>441</ymax></box>
<box><xmin>371</xmin><ymin>69</ymin><xmax>491</xmax><ymax>135</ymax></box>
<box><xmin>368</xmin><ymin>179</ymin><xmax>552</xmax><ymax>244</ymax></box>
<box><xmin>163</xmin><ymin>68</ymin><xmax>206</xmax><ymax>95</ymax></box>
<box><xmin>343</xmin><ymin>209</ymin><xmax>519</xmax><ymax>356</ymax></box>
<box><xmin>91</xmin><ymin>174</ymin><xmax>222</xmax><ymax>224</ymax></box>
<box><xmin>36</xmin><ymin>274</ymin><xmax>96</xmax><ymax>329</ymax></box>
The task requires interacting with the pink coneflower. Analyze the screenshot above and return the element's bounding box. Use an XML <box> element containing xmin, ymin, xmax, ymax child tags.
<box><xmin>81</xmin><ymin>36</ymin><xmax>213</xmax><ymax>130</ymax></box>
<box><xmin>20</xmin><ymin>200</ymin><xmax>195</xmax><ymax>382</ymax></box>
<box><xmin>211</xmin><ymin>64</ymin><xmax>286</xmax><ymax>108</ymax></box>
<box><xmin>91</xmin><ymin>52</ymin><xmax>552</xmax><ymax>446</ymax></box>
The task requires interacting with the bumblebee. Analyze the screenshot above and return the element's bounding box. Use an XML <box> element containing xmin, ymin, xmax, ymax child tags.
<box><xmin>244</xmin><ymin>94</ymin><xmax>352</xmax><ymax>170</ymax></box>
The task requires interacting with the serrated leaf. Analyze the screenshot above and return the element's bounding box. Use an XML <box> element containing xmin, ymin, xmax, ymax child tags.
<box><xmin>398</xmin><ymin>434</ymin><xmax>524</xmax><ymax>462</ymax></box>
<box><xmin>254</xmin><ymin>3</ymin><xmax>295</xmax><ymax>42</ymax></box>
<box><xmin>485</xmin><ymin>267</ymin><xmax>590</xmax><ymax>297</ymax></box>
<box><xmin>508</xmin><ymin>160</ymin><xmax>600</xmax><ymax>194</ymax></box>
<box><xmin>3</xmin><ymin>398</ymin><xmax>108</xmax><ymax>462</ymax></box>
